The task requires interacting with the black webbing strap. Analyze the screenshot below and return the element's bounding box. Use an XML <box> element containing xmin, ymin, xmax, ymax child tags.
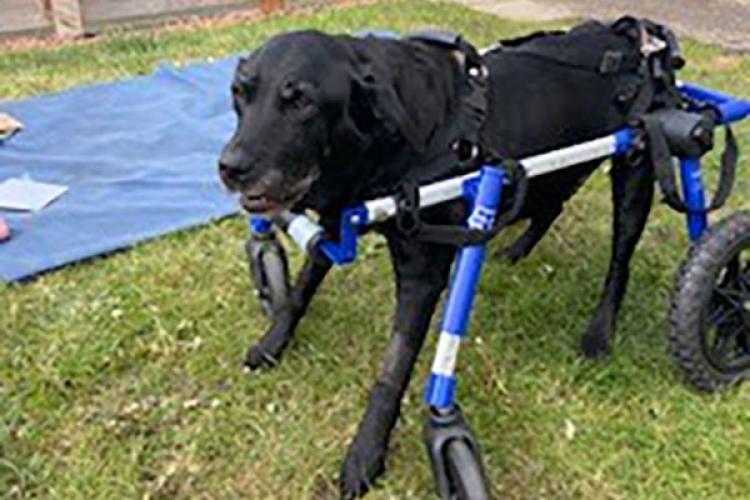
<box><xmin>711</xmin><ymin>126</ymin><xmax>739</xmax><ymax>210</ymax></box>
<box><xmin>620</xmin><ymin>17</ymin><xmax>684</xmax><ymax>122</ymax></box>
<box><xmin>644</xmin><ymin>115</ymin><xmax>738</xmax><ymax>213</ymax></box>
<box><xmin>394</xmin><ymin>161</ymin><xmax>528</xmax><ymax>247</ymax></box>
<box><xmin>642</xmin><ymin>115</ymin><xmax>686</xmax><ymax>212</ymax></box>
<box><xmin>627</xmin><ymin>59</ymin><xmax>655</xmax><ymax>122</ymax></box>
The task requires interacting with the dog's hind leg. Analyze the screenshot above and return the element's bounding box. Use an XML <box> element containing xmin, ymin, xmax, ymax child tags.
<box><xmin>503</xmin><ymin>206</ymin><xmax>561</xmax><ymax>263</ymax></box>
<box><xmin>245</xmin><ymin>256</ymin><xmax>332</xmax><ymax>370</ymax></box>
<box><xmin>340</xmin><ymin>231</ymin><xmax>455</xmax><ymax>498</ymax></box>
<box><xmin>504</xmin><ymin>160</ymin><xmax>601</xmax><ymax>263</ymax></box>
<box><xmin>580</xmin><ymin>157</ymin><xmax>654</xmax><ymax>357</ymax></box>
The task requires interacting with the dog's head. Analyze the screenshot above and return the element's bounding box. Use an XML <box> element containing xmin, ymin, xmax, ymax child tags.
<box><xmin>219</xmin><ymin>31</ymin><xmax>444</xmax><ymax>213</ymax></box>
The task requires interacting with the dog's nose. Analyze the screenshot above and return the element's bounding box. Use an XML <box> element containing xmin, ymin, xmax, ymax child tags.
<box><xmin>218</xmin><ymin>160</ymin><xmax>248</xmax><ymax>179</ymax></box>
<box><xmin>219</xmin><ymin>147</ymin><xmax>251</xmax><ymax>180</ymax></box>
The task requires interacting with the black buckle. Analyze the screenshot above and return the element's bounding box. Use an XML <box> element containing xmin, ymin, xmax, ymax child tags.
<box><xmin>599</xmin><ymin>50</ymin><xmax>623</xmax><ymax>74</ymax></box>
<box><xmin>395</xmin><ymin>181</ymin><xmax>421</xmax><ymax>238</ymax></box>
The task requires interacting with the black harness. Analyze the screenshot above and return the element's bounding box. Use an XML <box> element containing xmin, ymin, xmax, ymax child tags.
<box><xmin>613</xmin><ymin>17</ymin><xmax>739</xmax><ymax>214</ymax></box>
<box><xmin>407</xmin><ymin>30</ymin><xmax>489</xmax><ymax>162</ymax></box>
<box><xmin>392</xmin><ymin>21</ymin><xmax>739</xmax><ymax>248</ymax></box>
<box><xmin>392</xmin><ymin>31</ymin><xmax>529</xmax><ymax>246</ymax></box>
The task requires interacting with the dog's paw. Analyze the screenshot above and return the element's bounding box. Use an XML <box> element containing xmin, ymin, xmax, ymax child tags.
<box><xmin>244</xmin><ymin>320</ymin><xmax>295</xmax><ymax>372</ymax></box>
<box><xmin>244</xmin><ymin>344</ymin><xmax>280</xmax><ymax>371</ymax></box>
<box><xmin>502</xmin><ymin>246</ymin><xmax>525</xmax><ymax>264</ymax></box>
<box><xmin>580</xmin><ymin>333</ymin><xmax>610</xmax><ymax>358</ymax></box>
<box><xmin>580</xmin><ymin>325</ymin><xmax>612</xmax><ymax>359</ymax></box>
<box><xmin>501</xmin><ymin>239</ymin><xmax>531</xmax><ymax>264</ymax></box>
<box><xmin>339</xmin><ymin>440</ymin><xmax>386</xmax><ymax>499</ymax></box>
<box><xmin>580</xmin><ymin>312</ymin><xmax>615</xmax><ymax>359</ymax></box>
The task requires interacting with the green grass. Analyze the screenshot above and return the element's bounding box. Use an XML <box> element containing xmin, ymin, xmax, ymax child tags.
<box><xmin>2</xmin><ymin>1</ymin><xmax>750</xmax><ymax>498</ymax></box>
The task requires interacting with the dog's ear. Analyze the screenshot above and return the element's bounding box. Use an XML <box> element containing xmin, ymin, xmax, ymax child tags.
<box><xmin>347</xmin><ymin>66</ymin><xmax>426</xmax><ymax>152</ymax></box>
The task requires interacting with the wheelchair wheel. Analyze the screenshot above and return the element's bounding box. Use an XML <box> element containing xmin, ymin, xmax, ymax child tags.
<box><xmin>245</xmin><ymin>236</ymin><xmax>291</xmax><ymax>317</ymax></box>
<box><xmin>669</xmin><ymin>210</ymin><xmax>750</xmax><ymax>392</ymax></box>
<box><xmin>445</xmin><ymin>440</ymin><xmax>490</xmax><ymax>500</ymax></box>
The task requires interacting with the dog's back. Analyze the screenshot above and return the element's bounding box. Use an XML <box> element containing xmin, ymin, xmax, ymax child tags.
<box><xmin>479</xmin><ymin>19</ymin><xmax>678</xmax><ymax>221</ymax></box>
<box><xmin>482</xmin><ymin>20</ymin><xmax>651</xmax><ymax>157</ymax></box>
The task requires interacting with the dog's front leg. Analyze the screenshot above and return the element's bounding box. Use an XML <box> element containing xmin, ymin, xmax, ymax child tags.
<box><xmin>340</xmin><ymin>232</ymin><xmax>455</xmax><ymax>498</ymax></box>
<box><xmin>580</xmin><ymin>158</ymin><xmax>654</xmax><ymax>357</ymax></box>
<box><xmin>245</xmin><ymin>256</ymin><xmax>332</xmax><ymax>370</ymax></box>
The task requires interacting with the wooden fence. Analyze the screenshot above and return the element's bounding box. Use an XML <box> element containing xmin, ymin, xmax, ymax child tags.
<box><xmin>0</xmin><ymin>0</ymin><xmax>314</xmax><ymax>39</ymax></box>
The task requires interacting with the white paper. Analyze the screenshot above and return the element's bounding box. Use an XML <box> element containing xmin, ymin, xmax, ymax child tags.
<box><xmin>0</xmin><ymin>178</ymin><xmax>68</xmax><ymax>211</ymax></box>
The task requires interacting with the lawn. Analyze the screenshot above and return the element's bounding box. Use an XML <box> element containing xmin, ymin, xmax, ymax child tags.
<box><xmin>1</xmin><ymin>1</ymin><xmax>749</xmax><ymax>498</ymax></box>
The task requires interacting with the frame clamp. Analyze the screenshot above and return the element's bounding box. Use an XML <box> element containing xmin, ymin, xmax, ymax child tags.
<box><xmin>392</xmin><ymin>160</ymin><xmax>527</xmax><ymax>247</ymax></box>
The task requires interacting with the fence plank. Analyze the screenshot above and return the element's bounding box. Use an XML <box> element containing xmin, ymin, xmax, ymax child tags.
<box><xmin>49</xmin><ymin>0</ymin><xmax>85</xmax><ymax>37</ymax></box>
<box><xmin>1</xmin><ymin>0</ymin><xmax>323</xmax><ymax>39</ymax></box>
<box><xmin>0</xmin><ymin>0</ymin><xmax>53</xmax><ymax>36</ymax></box>
<box><xmin>80</xmin><ymin>0</ymin><xmax>254</xmax><ymax>26</ymax></box>
<box><xmin>260</xmin><ymin>0</ymin><xmax>285</xmax><ymax>13</ymax></box>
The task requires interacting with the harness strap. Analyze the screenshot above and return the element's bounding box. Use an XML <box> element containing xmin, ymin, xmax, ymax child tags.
<box><xmin>711</xmin><ymin>125</ymin><xmax>738</xmax><ymax>210</ymax></box>
<box><xmin>626</xmin><ymin>58</ymin><xmax>655</xmax><ymax>121</ymax></box>
<box><xmin>394</xmin><ymin>160</ymin><xmax>528</xmax><ymax>247</ymax></box>
<box><xmin>644</xmin><ymin>115</ymin><xmax>738</xmax><ymax>213</ymax></box>
<box><xmin>622</xmin><ymin>18</ymin><xmax>684</xmax><ymax>122</ymax></box>
<box><xmin>406</xmin><ymin>30</ymin><xmax>490</xmax><ymax>162</ymax></box>
<box><xmin>643</xmin><ymin>115</ymin><xmax>687</xmax><ymax>212</ymax></box>
<box><xmin>408</xmin><ymin>30</ymin><xmax>486</xmax><ymax>72</ymax></box>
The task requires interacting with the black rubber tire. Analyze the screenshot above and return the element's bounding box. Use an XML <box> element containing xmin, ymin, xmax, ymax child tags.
<box><xmin>258</xmin><ymin>250</ymin><xmax>290</xmax><ymax>315</ymax></box>
<box><xmin>445</xmin><ymin>440</ymin><xmax>490</xmax><ymax>500</ymax></box>
<box><xmin>246</xmin><ymin>238</ymin><xmax>290</xmax><ymax>317</ymax></box>
<box><xmin>669</xmin><ymin>210</ymin><xmax>750</xmax><ymax>392</ymax></box>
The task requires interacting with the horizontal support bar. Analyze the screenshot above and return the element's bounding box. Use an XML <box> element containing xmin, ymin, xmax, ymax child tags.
<box><xmin>365</xmin><ymin>171</ymin><xmax>474</xmax><ymax>222</ymax></box>
<box><xmin>365</xmin><ymin>129</ymin><xmax>629</xmax><ymax>222</ymax></box>
<box><xmin>521</xmin><ymin>133</ymin><xmax>619</xmax><ymax>177</ymax></box>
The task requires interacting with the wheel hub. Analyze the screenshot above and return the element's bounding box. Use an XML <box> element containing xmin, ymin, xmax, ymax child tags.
<box><xmin>704</xmin><ymin>256</ymin><xmax>750</xmax><ymax>374</ymax></box>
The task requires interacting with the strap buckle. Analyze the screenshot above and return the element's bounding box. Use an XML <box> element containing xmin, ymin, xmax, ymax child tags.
<box><xmin>395</xmin><ymin>180</ymin><xmax>422</xmax><ymax>238</ymax></box>
<box><xmin>599</xmin><ymin>50</ymin><xmax>623</xmax><ymax>74</ymax></box>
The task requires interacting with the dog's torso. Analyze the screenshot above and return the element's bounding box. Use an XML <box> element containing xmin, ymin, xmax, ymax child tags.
<box><xmin>478</xmin><ymin>21</ymin><xmax>650</xmax><ymax>222</ymax></box>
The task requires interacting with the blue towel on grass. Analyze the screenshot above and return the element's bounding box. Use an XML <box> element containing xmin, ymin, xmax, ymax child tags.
<box><xmin>0</xmin><ymin>56</ymin><xmax>240</xmax><ymax>282</ymax></box>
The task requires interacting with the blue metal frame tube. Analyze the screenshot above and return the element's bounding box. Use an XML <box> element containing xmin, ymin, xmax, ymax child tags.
<box><xmin>679</xmin><ymin>157</ymin><xmax>708</xmax><ymax>241</ymax></box>
<box><xmin>249</xmin><ymin>215</ymin><xmax>273</xmax><ymax>235</ymax></box>
<box><xmin>679</xmin><ymin>83</ymin><xmax>750</xmax><ymax>124</ymax></box>
<box><xmin>425</xmin><ymin>166</ymin><xmax>505</xmax><ymax>409</ymax></box>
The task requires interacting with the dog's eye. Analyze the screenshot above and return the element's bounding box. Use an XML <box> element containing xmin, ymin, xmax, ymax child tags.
<box><xmin>280</xmin><ymin>84</ymin><xmax>301</xmax><ymax>102</ymax></box>
<box><xmin>232</xmin><ymin>74</ymin><xmax>257</xmax><ymax>102</ymax></box>
<box><xmin>280</xmin><ymin>80</ymin><xmax>316</xmax><ymax>114</ymax></box>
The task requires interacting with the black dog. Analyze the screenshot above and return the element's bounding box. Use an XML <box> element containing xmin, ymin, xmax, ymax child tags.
<box><xmin>219</xmin><ymin>18</ymin><xmax>683</xmax><ymax>497</ymax></box>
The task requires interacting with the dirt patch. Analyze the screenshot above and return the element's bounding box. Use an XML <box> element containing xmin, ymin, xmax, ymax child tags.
<box><xmin>453</xmin><ymin>0</ymin><xmax>750</xmax><ymax>51</ymax></box>
<box><xmin>458</xmin><ymin>0</ymin><xmax>574</xmax><ymax>21</ymax></box>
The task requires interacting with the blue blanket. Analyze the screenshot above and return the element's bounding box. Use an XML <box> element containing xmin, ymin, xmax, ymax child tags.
<box><xmin>0</xmin><ymin>57</ymin><xmax>240</xmax><ymax>282</ymax></box>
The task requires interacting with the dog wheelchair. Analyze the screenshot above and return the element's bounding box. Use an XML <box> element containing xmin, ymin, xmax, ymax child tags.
<box><xmin>244</xmin><ymin>83</ymin><xmax>749</xmax><ymax>498</ymax></box>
